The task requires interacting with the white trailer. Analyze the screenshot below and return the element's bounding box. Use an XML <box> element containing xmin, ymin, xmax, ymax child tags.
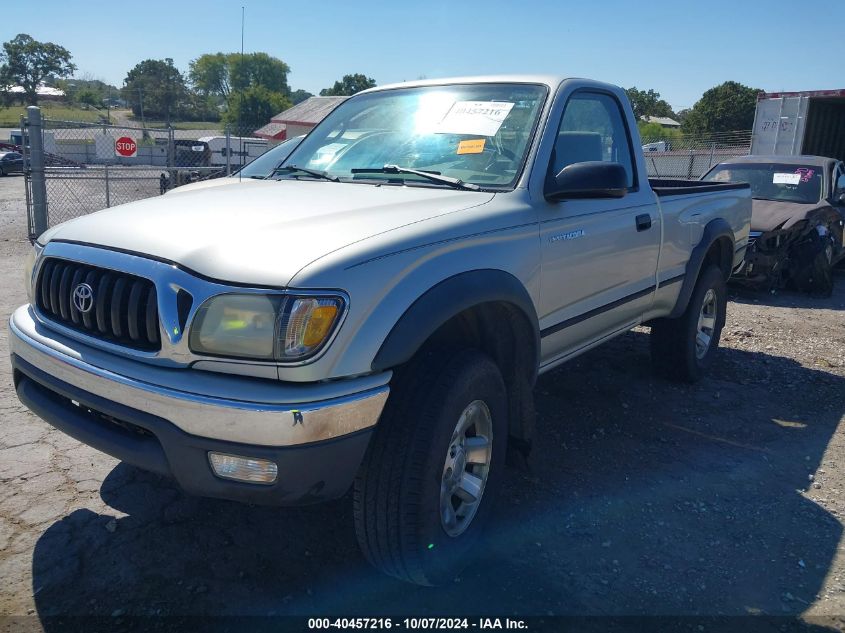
<box><xmin>751</xmin><ymin>90</ymin><xmax>845</xmax><ymax>161</ymax></box>
<box><xmin>198</xmin><ymin>136</ymin><xmax>268</xmax><ymax>168</ymax></box>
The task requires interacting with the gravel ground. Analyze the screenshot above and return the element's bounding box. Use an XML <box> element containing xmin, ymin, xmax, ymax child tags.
<box><xmin>1</xmin><ymin>175</ymin><xmax>844</xmax><ymax>627</ymax></box>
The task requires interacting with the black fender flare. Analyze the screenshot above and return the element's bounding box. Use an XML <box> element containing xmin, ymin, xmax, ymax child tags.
<box><xmin>669</xmin><ymin>218</ymin><xmax>734</xmax><ymax>318</ymax></box>
<box><xmin>371</xmin><ymin>269</ymin><xmax>540</xmax><ymax>381</ymax></box>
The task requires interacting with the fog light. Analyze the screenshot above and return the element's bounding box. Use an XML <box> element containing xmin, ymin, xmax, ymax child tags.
<box><xmin>208</xmin><ymin>452</ymin><xmax>278</xmax><ymax>484</ymax></box>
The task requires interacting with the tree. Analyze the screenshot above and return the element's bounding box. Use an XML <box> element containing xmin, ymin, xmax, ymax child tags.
<box><xmin>189</xmin><ymin>53</ymin><xmax>230</xmax><ymax>99</ymax></box>
<box><xmin>681</xmin><ymin>81</ymin><xmax>762</xmax><ymax>135</ymax></box>
<box><xmin>122</xmin><ymin>58</ymin><xmax>189</xmax><ymax>123</ymax></box>
<box><xmin>0</xmin><ymin>34</ymin><xmax>76</xmax><ymax>105</ymax></box>
<box><xmin>320</xmin><ymin>73</ymin><xmax>376</xmax><ymax>96</ymax></box>
<box><xmin>290</xmin><ymin>89</ymin><xmax>313</xmax><ymax>105</ymax></box>
<box><xmin>189</xmin><ymin>52</ymin><xmax>290</xmax><ymax>101</ymax></box>
<box><xmin>625</xmin><ymin>87</ymin><xmax>675</xmax><ymax>121</ymax></box>
<box><xmin>223</xmin><ymin>85</ymin><xmax>290</xmax><ymax>135</ymax></box>
<box><xmin>230</xmin><ymin>52</ymin><xmax>290</xmax><ymax>95</ymax></box>
<box><xmin>638</xmin><ymin>121</ymin><xmax>682</xmax><ymax>143</ymax></box>
<box><xmin>75</xmin><ymin>89</ymin><xmax>100</xmax><ymax>108</ymax></box>
<box><xmin>182</xmin><ymin>91</ymin><xmax>221</xmax><ymax>122</ymax></box>
<box><xmin>674</xmin><ymin>108</ymin><xmax>691</xmax><ymax>124</ymax></box>
<box><xmin>58</xmin><ymin>75</ymin><xmax>119</xmax><ymax>107</ymax></box>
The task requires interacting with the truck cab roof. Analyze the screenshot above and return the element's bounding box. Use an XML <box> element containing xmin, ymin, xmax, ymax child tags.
<box><xmin>721</xmin><ymin>154</ymin><xmax>837</xmax><ymax>168</ymax></box>
<box><xmin>360</xmin><ymin>74</ymin><xmax>611</xmax><ymax>94</ymax></box>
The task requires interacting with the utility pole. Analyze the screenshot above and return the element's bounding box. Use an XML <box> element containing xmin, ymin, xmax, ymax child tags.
<box><xmin>138</xmin><ymin>85</ymin><xmax>149</xmax><ymax>140</ymax></box>
<box><xmin>138</xmin><ymin>86</ymin><xmax>146</xmax><ymax>128</ymax></box>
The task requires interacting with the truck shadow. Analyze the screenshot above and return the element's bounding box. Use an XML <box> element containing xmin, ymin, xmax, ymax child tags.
<box><xmin>31</xmin><ymin>331</ymin><xmax>845</xmax><ymax>624</ymax></box>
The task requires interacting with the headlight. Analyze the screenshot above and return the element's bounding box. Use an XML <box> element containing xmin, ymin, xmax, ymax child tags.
<box><xmin>189</xmin><ymin>293</ymin><xmax>344</xmax><ymax>362</ymax></box>
<box><xmin>23</xmin><ymin>243</ymin><xmax>43</xmax><ymax>304</ymax></box>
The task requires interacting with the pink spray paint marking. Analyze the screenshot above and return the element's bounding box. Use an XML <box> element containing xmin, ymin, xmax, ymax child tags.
<box><xmin>795</xmin><ymin>168</ymin><xmax>814</xmax><ymax>183</ymax></box>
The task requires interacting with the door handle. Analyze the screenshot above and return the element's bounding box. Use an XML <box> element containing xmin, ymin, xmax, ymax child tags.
<box><xmin>635</xmin><ymin>214</ymin><xmax>652</xmax><ymax>231</ymax></box>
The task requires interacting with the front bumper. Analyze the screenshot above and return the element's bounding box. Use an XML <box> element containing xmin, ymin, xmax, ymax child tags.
<box><xmin>9</xmin><ymin>305</ymin><xmax>390</xmax><ymax>505</ymax></box>
<box><xmin>731</xmin><ymin>231</ymin><xmax>779</xmax><ymax>284</ymax></box>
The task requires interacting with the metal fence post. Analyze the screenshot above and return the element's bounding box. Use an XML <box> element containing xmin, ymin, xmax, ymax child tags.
<box><xmin>20</xmin><ymin>114</ymin><xmax>34</xmax><ymax>239</ymax></box>
<box><xmin>27</xmin><ymin>106</ymin><xmax>48</xmax><ymax>237</ymax></box>
<box><xmin>225</xmin><ymin>127</ymin><xmax>232</xmax><ymax>176</ymax></box>
<box><xmin>104</xmin><ymin>164</ymin><xmax>111</xmax><ymax>208</ymax></box>
<box><xmin>167</xmin><ymin>126</ymin><xmax>175</xmax><ymax>192</ymax></box>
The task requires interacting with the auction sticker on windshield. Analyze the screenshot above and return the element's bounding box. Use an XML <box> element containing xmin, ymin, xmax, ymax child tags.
<box><xmin>456</xmin><ymin>139</ymin><xmax>486</xmax><ymax>154</ymax></box>
<box><xmin>773</xmin><ymin>173</ymin><xmax>802</xmax><ymax>185</ymax></box>
<box><xmin>438</xmin><ymin>101</ymin><xmax>515</xmax><ymax>136</ymax></box>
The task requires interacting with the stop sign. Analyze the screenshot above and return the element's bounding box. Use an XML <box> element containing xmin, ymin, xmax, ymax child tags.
<box><xmin>115</xmin><ymin>136</ymin><xmax>137</xmax><ymax>157</ymax></box>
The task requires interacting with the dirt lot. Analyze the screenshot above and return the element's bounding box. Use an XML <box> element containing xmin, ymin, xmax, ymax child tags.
<box><xmin>1</xmin><ymin>175</ymin><xmax>844</xmax><ymax>627</ymax></box>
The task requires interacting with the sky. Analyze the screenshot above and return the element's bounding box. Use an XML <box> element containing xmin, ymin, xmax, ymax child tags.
<box><xmin>3</xmin><ymin>0</ymin><xmax>843</xmax><ymax>111</ymax></box>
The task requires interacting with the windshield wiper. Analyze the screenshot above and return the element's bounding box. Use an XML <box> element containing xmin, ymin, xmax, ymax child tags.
<box><xmin>271</xmin><ymin>164</ymin><xmax>339</xmax><ymax>182</ymax></box>
<box><xmin>350</xmin><ymin>164</ymin><xmax>480</xmax><ymax>191</ymax></box>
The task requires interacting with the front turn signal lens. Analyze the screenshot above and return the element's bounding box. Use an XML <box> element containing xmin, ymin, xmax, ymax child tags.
<box><xmin>303</xmin><ymin>305</ymin><xmax>339</xmax><ymax>346</ymax></box>
<box><xmin>278</xmin><ymin>297</ymin><xmax>343</xmax><ymax>360</ymax></box>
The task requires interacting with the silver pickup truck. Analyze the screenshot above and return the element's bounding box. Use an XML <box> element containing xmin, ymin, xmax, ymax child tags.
<box><xmin>10</xmin><ymin>76</ymin><xmax>751</xmax><ymax>585</ymax></box>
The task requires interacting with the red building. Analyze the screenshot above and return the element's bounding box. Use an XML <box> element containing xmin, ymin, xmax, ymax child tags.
<box><xmin>254</xmin><ymin>96</ymin><xmax>347</xmax><ymax>144</ymax></box>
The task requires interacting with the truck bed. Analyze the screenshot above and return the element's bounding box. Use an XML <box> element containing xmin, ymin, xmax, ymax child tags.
<box><xmin>649</xmin><ymin>179</ymin><xmax>750</xmax><ymax>197</ymax></box>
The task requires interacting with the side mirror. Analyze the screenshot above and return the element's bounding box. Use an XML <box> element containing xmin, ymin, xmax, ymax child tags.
<box><xmin>545</xmin><ymin>161</ymin><xmax>628</xmax><ymax>201</ymax></box>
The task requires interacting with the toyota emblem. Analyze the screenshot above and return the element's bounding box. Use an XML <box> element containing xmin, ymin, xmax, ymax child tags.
<box><xmin>72</xmin><ymin>283</ymin><xmax>94</xmax><ymax>313</ymax></box>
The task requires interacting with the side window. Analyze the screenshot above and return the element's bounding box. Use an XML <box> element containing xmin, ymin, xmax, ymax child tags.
<box><xmin>836</xmin><ymin>165</ymin><xmax>845</xmax><ymax>194</ymax></box>
<box><xmin>549</xmin><ymin>92</ymin><xmax>636</xmax><ymax>188</ymax></box>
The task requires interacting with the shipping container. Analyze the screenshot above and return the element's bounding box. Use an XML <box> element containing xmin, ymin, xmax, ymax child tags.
<box><xmin>751</xmin><ymin>90</ymin><xmax>845</xmax><ymax>161</ymax></box>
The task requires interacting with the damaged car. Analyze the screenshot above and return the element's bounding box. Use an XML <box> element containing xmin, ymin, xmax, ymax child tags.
<box><xmin>702</xmin><ymin>155</ymin><xmax>845</xmax><ymax>295</ymax></box>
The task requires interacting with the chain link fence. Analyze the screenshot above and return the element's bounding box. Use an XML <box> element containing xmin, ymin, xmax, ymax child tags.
<box><xmin>43</xmin><ymin>166</ymin><xmax>172</xmax><ymax>226</ymax></box>
<box><xmin>639</xmin><ymin>130</ymin><xmax>752</xmax><ymax>179</ymax></box>
<box><xmin>22</xmin><ymin>107</ymin><xmax>270</xmax><ymax>239</ymax></box>
<box><xmin>39</xmin><ymin>120</ymin><xmax>172</xmax><ymax>227</ymax></box>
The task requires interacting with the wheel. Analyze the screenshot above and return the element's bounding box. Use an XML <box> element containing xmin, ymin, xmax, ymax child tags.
<box><xmin>650</xmin><ymin>265</ymin><xmax>727</xmax><ymax>382</ymax></box>
<box><xmin>0</xmin><ymin>166</ymin><xmax>6</xmax><ymax>177</ymax></box>
<box><xmin>793</xmin><ymin>230</ymin><xmax>834</xmax><ymax>297</ymax></box>
<box><xmin>353</xmin><ymin>348</ymin><xmax>507</xmax><ymax>585</ymax></box>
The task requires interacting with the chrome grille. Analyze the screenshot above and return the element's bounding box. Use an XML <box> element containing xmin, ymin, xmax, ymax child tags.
<box><xmin>35</xmin><ymin>257</ymin><xmax>161</xmax><ymax>351</ymax></box>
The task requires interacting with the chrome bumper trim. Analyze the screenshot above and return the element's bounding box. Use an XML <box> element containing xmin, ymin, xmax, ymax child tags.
<box><xmin>10</xmin><ymin>305</ymin><xmax>389</xmax><ymax>447</ymax></box>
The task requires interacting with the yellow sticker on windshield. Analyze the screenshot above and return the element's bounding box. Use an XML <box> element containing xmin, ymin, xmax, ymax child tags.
<box><xmin>457</xmin><ymin>139</ymin><xmax>486</xmax><ymax>155</ymax></box>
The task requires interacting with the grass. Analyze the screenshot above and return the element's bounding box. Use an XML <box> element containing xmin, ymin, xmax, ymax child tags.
<box><xmin>0</xmin><ymin>103</ymin><xmax>222</xmax><ymax>130</ymax></box>
<box><xmin>135</xmin><ymin>120</ymin><xmax>223</xmax><ymax>131</ymax></box>
<box><xmin>0</xmin><ymin>103</ymin><xmax>103</xmax><ymax>126</ymax></box>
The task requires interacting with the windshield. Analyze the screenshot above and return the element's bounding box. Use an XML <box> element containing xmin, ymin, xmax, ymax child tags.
<box><xmin>704</xmin><ymin>163</ymin><xmax>823</xmax><ymax>204</ymax></box>
<box><xmin>236</xmin><ymin>136</ymin><xmax>302</xmax><ymax>178</ymax></box>
<box><xmin>281</xmin><ymin>83</ymin><xmax>548</xmax><ymax>189</ymax></box>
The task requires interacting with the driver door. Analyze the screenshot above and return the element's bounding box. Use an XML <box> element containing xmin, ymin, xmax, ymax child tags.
<box><xmin>538</xmin><ymin>90</ymin><xmax>661</xmax><ymax>366</ymax></box>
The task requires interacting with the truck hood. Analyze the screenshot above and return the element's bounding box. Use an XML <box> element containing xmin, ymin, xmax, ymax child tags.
<box><xmin>40</xmin><ymin>179</ymin><xmax>495</xmax><ymax>287</ymax></box>
<box><xmin>164</xmin><ymin>176</ymin><xmax>245</xmax><ymax>195</ymax></box>
<box><xmin>751</xmin><ymin>198</ymin><xmax>820</xmax><ymax>232</ymax></box>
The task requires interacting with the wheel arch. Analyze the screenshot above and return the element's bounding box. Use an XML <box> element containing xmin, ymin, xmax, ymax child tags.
<box><xmin>371</xmin><ymin>269</ymin><xmax>540</xmax><ymax>454</ymax></box>
<box><xmin>669</xmin><ymin>218</ymin><xmax>734</xmax><ymax>319</ymax></box>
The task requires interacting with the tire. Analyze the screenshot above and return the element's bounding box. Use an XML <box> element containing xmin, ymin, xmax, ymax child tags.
<box><xmin>793</xmin><ymin>231</ymin><xmax>834</xmax><ymax>297</ymax></box>
<box><xmin>650</xmin><ymin>265</ymin><xmax>727</xmax><ymax>383</ymax></box>
<box><xmin>0</xmin><ymin>166</ymin><xmax>6</xmax><ymax>177</ymax></box>
<box><xmin>353</xmin><ymin>347</ymin><xmax>508</xmax><ymax>585</ymax></box>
